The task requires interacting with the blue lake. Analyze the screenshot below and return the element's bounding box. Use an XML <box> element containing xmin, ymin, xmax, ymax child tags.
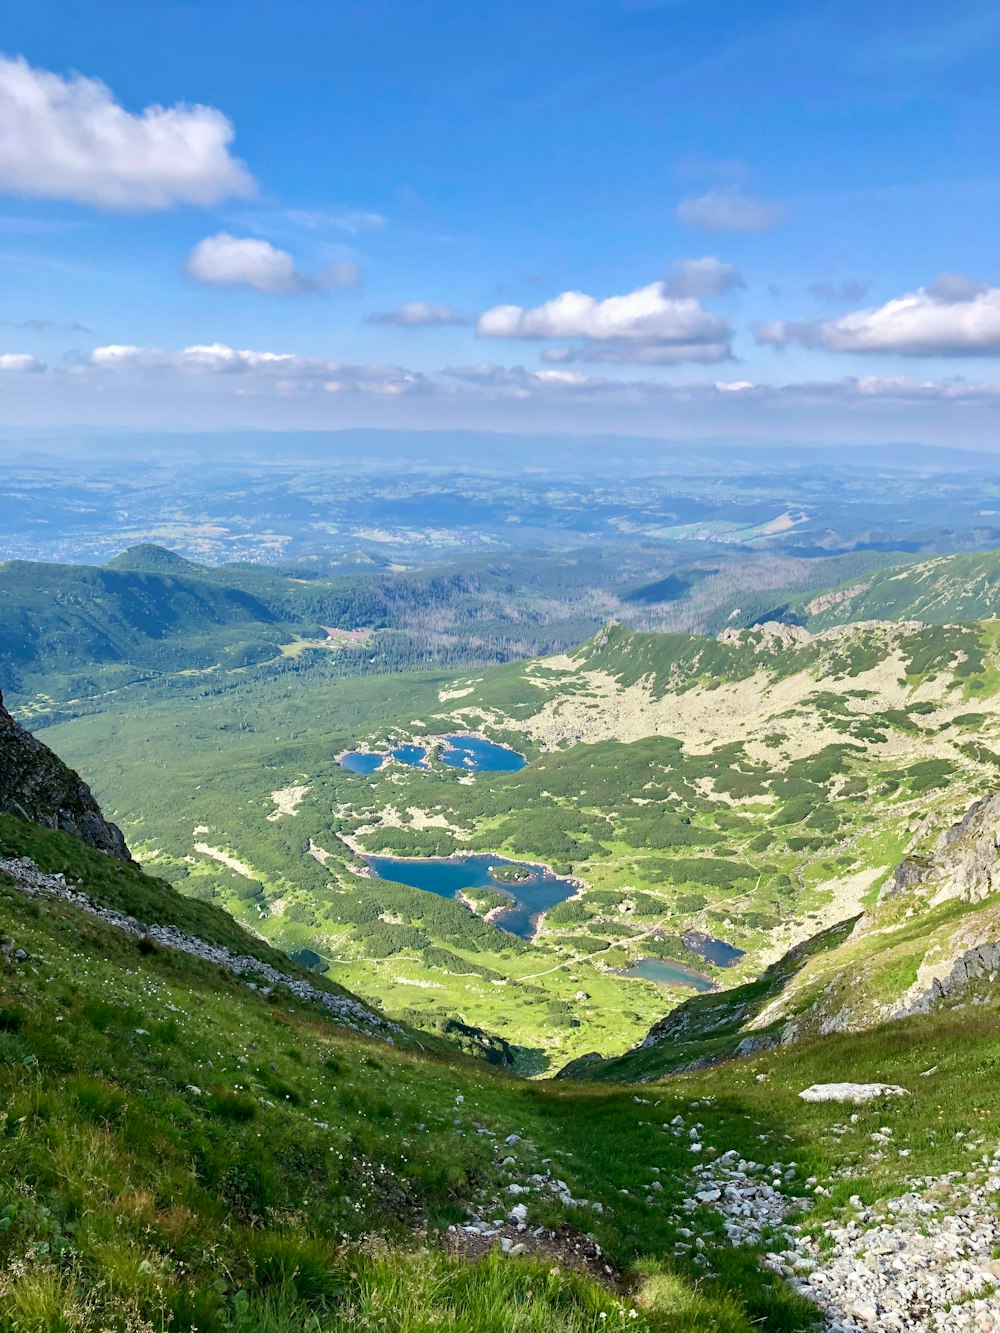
<box><xmin>619</xmin><ymin>957</ymin><xmax>717</xmax><ymax>992</ymax></box>
<box><xmin>365</xmin><ymin>852</ymin><xmax>574</xmax><ymax>941</ymax></box>
<box><xmin>340</xmin><ymin>734</ymin><xmax>525</xmax><ymax>775</ymax></box>
<box><xmin>339</xmin><ymin>752</ymin><xmax>386</xmax><ymax>774</ymax></box>
<box><xmin>683</xmin><ymin>931</ymin><xmax>745</xmax><ymax>968</ymax></box>
<box><xmin>340</xmin><ymin>745</ymin><xmax>429</xmax><ymax>774</ymax></box>
<box><xmin>392</xmin><ymin>745</ymin><xmax>430</xmax><ymax>768</ymax></box>
<box><xmin>439</xmin><ymin>735</ymin><xmax>526</xmax><ymax>773</ymax></box>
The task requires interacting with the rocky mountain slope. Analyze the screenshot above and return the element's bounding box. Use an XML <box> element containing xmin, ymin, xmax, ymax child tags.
<box><xmin>0</xmin><ymin>687</ymin><xmax>129</xmax><ymax>857</ymax></box>
<box><xmin>768</xmin><ymin>548</ymin><xmax>1000</xmax><ymax>631</ymax></box>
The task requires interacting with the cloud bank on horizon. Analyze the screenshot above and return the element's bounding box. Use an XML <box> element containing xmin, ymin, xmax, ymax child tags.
<box><xmin>0</xmin><ymin>0</ymin><xmax>997</xmax><ymax>444</ymax></box>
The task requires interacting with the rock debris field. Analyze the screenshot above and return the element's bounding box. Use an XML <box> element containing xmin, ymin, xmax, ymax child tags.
<box><xmin>663</xmin><ymin>1103</ymin><xmax>1000</xmax><ymax>1333</ymax></box>
<box><xmin>0</xmin><ymin>855</ymin><xmax>397</xmax><ymax>1040</ymax></box>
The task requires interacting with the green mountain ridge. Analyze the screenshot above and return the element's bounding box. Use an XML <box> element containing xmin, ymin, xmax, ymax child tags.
<box><xmin>104</xmin><ymin>543</ymin><xmax>209</xmax><ymax>576</ymax></box>
<box><xmin>746</xmin><ymin>547</ymin><xmax>1000</xmax><ymax>631</ymax></box>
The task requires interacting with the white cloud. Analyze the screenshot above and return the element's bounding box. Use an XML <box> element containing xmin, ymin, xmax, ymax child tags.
<box><xmin>443</xmin><ymin>363</ymin><xmax>630</xmax><ymax>398</ymax></box>
<box><xmin>368</xmin><ymin>301</ymin><xmax>468</xmax><ymax>327</ymax></box>
<box><xmin>476</xmin><ymin>281</ymin><xmax>731</xmax><ymax>363</ymax></box>
<box><xmin>850</xmin><ymin>375</ymin><xmax>1000</xmax><ymax>402</ymax></box>
<box><xmin>444</xmin><ymin>366</ymin><xmax>1000</xmax><ymax>407</ymax></box>
<box><xmin>716</xmin><ymin>375</ymin><xmax>1000</xmax><ymax>406</ymax></box>
<box><xmin>756</xmin><ymin>277</ymin><xmax>1000</xmax><ymax>356</ymax></box>
<box><xmin>676</xmin><ymin>186</ymin><xmax>785</xmax><ymax>232</ymax></box>
<box><xmin>186</xmin><ymin>234</ymin><xmax>362</xmax><ymax>294</ymax></box>
<box><xmin>24</xmin><ymin>340</ymin><xmax>1000</xmax><ymax>414</ymax></box>
<box><xmin>664</xmin><ymin>256</ymin><xmax>743</xmax><ymax>299</ymax></box>
<box><xmin>0</xmin><ymin>353</ymin><xmax>44</xmax><ymax>372</ymax></box>
<box><xmin>0</xmin><ymin>54</ymin><xmax>254</xmax><ymax>211</ymax></box>
<box><xmin>186</xmin><ymin>235</ymin><xmax>308</xmax><ymax>294</ymax></box>
<box><xmin>85</xmin><ymin>342</ymin><xmax>429</xmax><ymax>394</ymax></box>
<box><xmin>89</xmin><ymin>343</ymin><xmax>298</xmax><ymax>373</ymax></box>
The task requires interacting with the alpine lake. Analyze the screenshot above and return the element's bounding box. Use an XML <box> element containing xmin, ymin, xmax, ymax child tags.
<box><xmin>347</xmin><ymin>732</ymin><xmax>744</xmax><ymax>982</ymax></box>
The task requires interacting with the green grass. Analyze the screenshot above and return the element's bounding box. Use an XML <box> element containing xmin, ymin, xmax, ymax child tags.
<box><xmin>4</xmin><ymin>818</ymin><xmax>1000</xmax><ymax>1331</ymax></box>
<box><xmin>0</xmin><ymin>821</ymin><xmax>820</xmax><ymax>1333</ymax></box>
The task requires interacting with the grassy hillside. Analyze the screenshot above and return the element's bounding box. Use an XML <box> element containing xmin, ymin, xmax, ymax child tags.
<box><xmin>0</xmin><ymin>815</ymin><xmax>813</xmax><ymax>1333</ymax></box>
<box><xmin>4</xmin><ymin>816</ymin><xmax>1000</xmax><ymax>1330</ymax></box>
<box><xmin>33</xmin><ymin>615</ymin><xmax>1000</xmax><ymax>1068</ymax></box>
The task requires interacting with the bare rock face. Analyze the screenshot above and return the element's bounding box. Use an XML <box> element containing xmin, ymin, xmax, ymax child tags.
<box><xmin>0</xmin><ymin>690</ymin><xmax>130</xmax><ymax>859</ymax></box>
<box><xmin>929</xmin><ymin>795</ymin><xmax>1000</xmax><ymax>905</ymax></box>
<box><xmin>877</xmin><ymin>796</ymin><xmax>1000</xmax><ymax>909</ymax></box>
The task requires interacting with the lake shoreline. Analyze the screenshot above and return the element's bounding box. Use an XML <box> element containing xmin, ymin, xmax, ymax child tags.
<box><xmin>614</xmin><ymin>955</ymin><xmax>718</xmax><ymax>993</ymax></box>
<box><xmin>338</xmin><ymin>731</ymin><xmax>527</xmax><ymax>776</ymax></box>
<box><xmin>362</xmin><ymin>849</ymin><xmax>587</xmax><ymax>943</ymax></box>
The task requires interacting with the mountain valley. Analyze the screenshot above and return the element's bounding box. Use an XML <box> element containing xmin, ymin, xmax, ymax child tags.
<box><xmin>4</xmin><ymin>602</ymin><xmax>1000</xmax><ymax>1332</ymax></box>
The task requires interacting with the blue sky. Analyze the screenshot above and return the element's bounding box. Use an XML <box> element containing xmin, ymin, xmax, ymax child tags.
<box><xmin>1</xmin><ymin>0</ymin><xmax>999</xmax><ymax>444</ymax></box>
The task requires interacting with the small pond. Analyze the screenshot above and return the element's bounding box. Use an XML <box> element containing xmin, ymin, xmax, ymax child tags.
<box><xmin>683</xmin><ymin>931</ymin><xmax>745</xmax><ymax>968</ymax></box>
<box><xmin>340</xmin><ymin>734</ymin><xmax>525</xmax><ymax>776</ymax></box>
<box><xmin>618</xmin><ymin>957</ymin><xmax>717</xmax><ymax>992</ymax></box>
<box><xmin>365</xmin><ymin>852</ymin><xmax>574</xmax><ymax>941</ymax></box>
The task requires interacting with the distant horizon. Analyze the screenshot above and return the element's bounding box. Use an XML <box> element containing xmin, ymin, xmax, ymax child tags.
<box><xmin>3</xmin><ymin>425</ymin><xmax>1000</xmax><ymax>471</ymax></box>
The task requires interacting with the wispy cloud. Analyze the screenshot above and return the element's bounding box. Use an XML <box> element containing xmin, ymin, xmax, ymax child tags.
<box><xmin>284</xmin><ymin>208</ymin><xmax>386</xmax><ymax>234</ymax></box>
<box><xmin>368</xmin><ymin>301</ymin><xmax>468</xmax><ymax>328</ymax></box>
<box><xmin>663</xmin><ymin>256</ymin><xmax>743</xmax><ymax>299</ymax></box>
<box><xmin>0</xmin><ymin>317</ymin><xmax>90</xmax><ymax>333</ymax></box>
<box><xmin>676</xmin><ymin>185</ymin><xmax>786</xmax><ymax>233</ymax></box>
<box><xmin>84</xmin><ymin>343</ymin><xmax>428</xmax><ymax>395</ymax></box>
<box><xmin>807</xmin><ymin>280</ymin><xmax>871</xmax><ymax>303</ymax></box>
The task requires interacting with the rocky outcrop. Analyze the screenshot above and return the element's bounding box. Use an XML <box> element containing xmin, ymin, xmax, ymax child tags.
<box><xmin>885</xmin><ymin>794</ymin><xmax>1000</xmax><ymax>907</ymax></box>
<box><xmin>0</xmin><ymin>690</ymin><xmax>130</xmax><ymax>859</ymax></box>
<box><xmin>890</xmin><ymin>938</ymin><xmax>1000</xmax><ymax>1020</ymax></box>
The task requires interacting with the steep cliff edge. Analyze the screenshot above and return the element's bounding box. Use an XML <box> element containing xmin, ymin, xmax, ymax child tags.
<box><xmin>0</xmin><ymin>689</ymin><xmax>130</xmax><ymax>858</ymax></box>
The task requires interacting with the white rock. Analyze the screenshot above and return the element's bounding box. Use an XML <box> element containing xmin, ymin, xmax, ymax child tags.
<box><xmin>798</xmin><ymin>1083</ymin><xmax>910</xmax><ymax>1104</ymax></box>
